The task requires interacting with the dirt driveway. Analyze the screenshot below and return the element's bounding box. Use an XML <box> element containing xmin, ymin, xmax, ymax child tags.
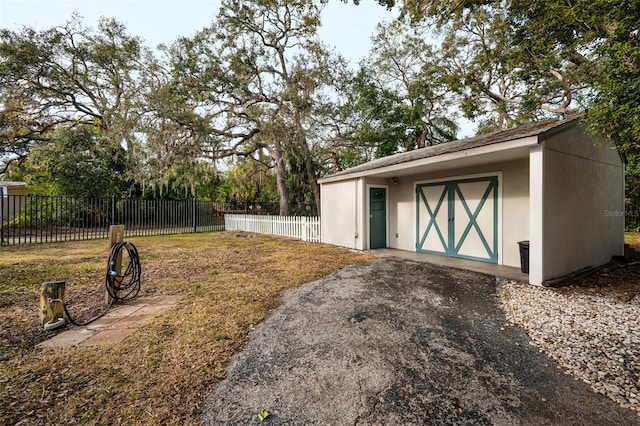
<box><xmin>201</xmin><ymin>258</ymin><xmax>638</xmax><ymax>425</ymax></box>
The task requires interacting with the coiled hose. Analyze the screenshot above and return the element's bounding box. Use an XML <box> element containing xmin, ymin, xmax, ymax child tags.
<box><xmin>48</xmin><ymin>242</ymin><xmax>141</xmax><ymax>327</ymax></box>
<box><xmin>105</xmin><ymin>241</ymin><xmax>142</xmax><ymax>303</ymax></box>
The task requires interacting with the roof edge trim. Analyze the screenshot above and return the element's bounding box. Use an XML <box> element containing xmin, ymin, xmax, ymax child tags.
<box><xmin>319</xmin><ymin>136</ymin><xmax>539</xmax><ymax>184</ymax></box>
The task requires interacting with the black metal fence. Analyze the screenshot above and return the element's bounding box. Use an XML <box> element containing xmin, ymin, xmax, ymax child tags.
<box><xmin>626</xmin><ymin>204</ymin><xmax>640</xmax><ymax>231</ymax></box>
<box><xmin>0</xmin><ymin>195</ymin><xmax>226</xmax><ymax>246</ymax></box>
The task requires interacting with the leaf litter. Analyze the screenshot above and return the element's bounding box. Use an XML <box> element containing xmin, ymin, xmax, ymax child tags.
<box><xmin>0</xmin><ymin>231</ymin><xmax>372</xmax><ymax>425</ymax></box>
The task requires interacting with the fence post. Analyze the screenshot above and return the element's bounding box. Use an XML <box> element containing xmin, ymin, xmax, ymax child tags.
<box><xmin>111</xmin><ymin>195</ymin><xmax>116</xmax><ymax>226</ymax></box>
<box><xmin>193</xmin><ymin>198</ymin><xmax>198</xmax><ymax>233</ymax></box>
<box><xmin>221</xmin><ymin>213</ymin><xmax>324</xmax><ymax>241</ymax></box>
<box><xmin>302</xmin><ymin>216</ymin><xmax>308</xmax><ymax>242</ymax></box>
<box><xmin>0</xmin><ymin>193</ymin><xmax>4</xmax><ymax>246</ymax></box>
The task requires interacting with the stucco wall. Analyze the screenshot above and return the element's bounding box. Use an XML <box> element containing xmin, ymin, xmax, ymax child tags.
<box><xmin>320</xmin><ymin>178</ymin><xmax>363</xmax><ymax>250</ymax></box>
<box><xmin>541</xmin><ymin>126</ymin><xmax>624</xmax><ymax>280</ymax></box>
<box><xmin>1</xmin><ymin>185</ymin><xmax>31</xmax><ymax>220</ymax></box>
<box><xmin>7</xmin><ymin>187</ymin><xmax>31</xmax><ymax>197</ymax></box>
<box><xmin>498</xmin><ymin>159</ymin><xmax>530</xmax><ymax>266</ymax></box>
<box><xmin>379</xmin><ymin>159</ymin><xmax>529</xmax><ymax>266</ymax></box>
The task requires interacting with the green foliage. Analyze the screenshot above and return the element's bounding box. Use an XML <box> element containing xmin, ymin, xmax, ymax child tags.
<box><xmin>0</xmin><ymin>16</ymin><xmax>147</xmax><ymax>143</ymax></box>
<box><xmin>338</xmin><ymin>22</ymin><xmax>458</xmax><ymax>168</ymax></box>
<box><xmin>215</xmin><ymin>158</ymin><xmax>279</xmax><ymax>204</ymax></box>
<box><xmin>0</xmin><ymin>15</ymin><xmax>150</xmax><ymax>195</ymax></box>
<box><xmin>504</xmin><ymin>0</ymin><xmax>637</xmax><ymax>147</ymax></box>
<box><xmin>8</xmin><ymin>126</ymin><xmax>129</xmax><ymax>197</ymax></box>
<box><xmin>577</xmin><ymin>2</ymin><xmax>640</xmax><ymax>155</ymax></box>
<box><xmin>158</xmin><ymin>0</ymin><xmax>338</xmax><ymax>212</ymax></box>
<box><xmin>3</xmin><ymin>195</ymin><xmax>111</xmax><ymax>230</ymax></box>
<box><xmin>0</xmin><ymin>93</ymin><xmax>48</xmax><ymax>174</ymax></box>
<box><xmin>388</xmin><ymin>0</ymin><xmax>639</xmax><ymax>151</ymax></box>
<box><xmin>505</xmin><ymin>0</ymin><xmax>640</xmax><ymax>183</ymax></box>
<box><xmin>345</xmin><ymin>68</ymin><xmax>408</xmax><ymax>158</ymax></box>
<box><xmin>3</xmin><ymin>0</ymin><xmax>637</xmax><ymax>206</ymax></box>
<box><xmin>625</xmin><ymin>154</ymin><xmax>640</xmax><ymax>205</ymax></box>
<box><xmin>136</xmin><ymin>164</ymin><xmax>224</xmax><ymax>201</ymax></box>
<box><xmin>434</xmin><ymin>3</ymin><xmax>571</xmax><ymax>130</ymax></box>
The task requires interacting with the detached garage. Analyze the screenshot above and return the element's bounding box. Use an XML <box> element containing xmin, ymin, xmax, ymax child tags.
<box><xmin>0</xmin><ymin>181</ymin><xmax>31</xmax><ymax>221</ymax></box>
<box><xmin>318</xmin><ymin>116</ymin><xmax>625</xmax><ymax>285</ymax></box>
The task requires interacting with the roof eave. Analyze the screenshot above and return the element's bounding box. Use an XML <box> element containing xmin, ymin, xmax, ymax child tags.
<box><xmin>536</xmin><ymin>116</ymin><xmax>580</xmax><ymax>141</ymax></box>
<box><xmin>319</xmin><ymin>135</ymin><xmax>540</xmax><ymax>184</ymax></box>
<box><xmin>0</xmin><ymin>181</ymin><xmax>27</xmax><ymax>188</ymax></box>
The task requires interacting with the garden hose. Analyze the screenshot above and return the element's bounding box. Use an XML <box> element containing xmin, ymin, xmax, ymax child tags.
<box><xmin>46</xmin><ymin>242</ymin><xmax>141</xmax><ymax>328</ymax></box>
<box><xmin>105</xmin><ymin>241</ymin><xmax>142</xmax><ymax>303</ymax></box>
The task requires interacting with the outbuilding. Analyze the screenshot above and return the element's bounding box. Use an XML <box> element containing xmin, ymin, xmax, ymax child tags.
<box><xmin>318</xmin><ymin>116</ymin><xmax>625</xmax><ymax>285</ymax></box>
<box><xmin>0</xmin><ymin>181</ymin><xmax>31</xmax><ymax>220</ymax></box>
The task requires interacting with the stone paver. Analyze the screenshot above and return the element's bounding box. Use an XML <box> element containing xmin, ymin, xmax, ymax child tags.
<box><xmin>38</xmin><ymin>328</ymin><xmax>96</xmax><ymax>347</ymax></box>
<box><xmin>37</xmin><ymin>295</ymin><xmax>180</xmax><ymax>348</ymax></box>
<box><xmin>101</xmin><ymin>304</ymin><xmax>145</xmax><ymax>318</ymax></box>
<box><xmin>85</xmin><ymin>317</ymin><xmax>120</xmax><ymax>330</ymax></box>
<box><xmin>78</xmin><ymin>328</ymin><xmax>138</xmax><ymax>347</ymax></box>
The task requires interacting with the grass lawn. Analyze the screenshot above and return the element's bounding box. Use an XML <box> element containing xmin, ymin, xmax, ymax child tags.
<box><xmin>626</xmin><ymin>231</ymin><xmax>640</xmax><ymax>247</ymax></box>
<box><xmin>0</xmin><ymin>231</ymin><xmax>372</xmax><ymax>425</ymax></box>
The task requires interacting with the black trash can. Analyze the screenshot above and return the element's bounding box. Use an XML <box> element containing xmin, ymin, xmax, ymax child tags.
<box><xmin>518</xmin><ymin>240</ymin><xmax>530</xmax><ymax>274</ymax></box>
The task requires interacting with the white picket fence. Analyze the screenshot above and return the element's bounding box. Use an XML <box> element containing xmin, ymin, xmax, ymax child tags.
<box><xmin>224</xmin><ymin>214</ymin><xmax>321</xmax><ymax>242</ymax></box>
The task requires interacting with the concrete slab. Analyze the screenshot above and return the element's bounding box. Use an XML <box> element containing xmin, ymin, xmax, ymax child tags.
<box><xmin>166</xmin><ymin>294</ymin><xmax>182</xmax><ymax>302</ymax></box>
<box><xmin>37</xmin><ymin>328</ymin><xmax>96</xmax><ymax>348</ymax></box>
<box><xmin>155</xmin><ymin>295</ymin><xmax>182</xmax><ymax>305</ymax></box>
<box><xmin>36</xmin><ymin>295</ymin><xmax>181</xmax><ymax>348</ymax></box>
<box><xmin>370</xmin><ymin>248</ymin><xmax>530</xmax><ymax>283</ymax></box>
<box><xmin>102</xmin><ymin>304</ymin><xmax>145</xmax><ymax>318</ymax></box>
<box><xmin>79</xmin><ymin>328</ymin><xmax>138</xmax><ymax>347</ymax></box>
<box><xmin>135</xmin><ymin>303</ymin><xmax>176</xmax><ymax>317</ymax></box>
<box><xmin>85</xmin><ymin>317</ymin><xmax>121</xmax><ymax>330</ymax></box>
<box><xmin>110</xmin><ymin>314</ymin><xmax>150</xmax><ymax>328</ymax></box>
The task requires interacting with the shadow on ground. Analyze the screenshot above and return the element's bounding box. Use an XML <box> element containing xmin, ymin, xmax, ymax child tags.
<box><xmin>201</xmin><ymin>258</ymin><xmax>639</xmax><ymax>425</ymax></box>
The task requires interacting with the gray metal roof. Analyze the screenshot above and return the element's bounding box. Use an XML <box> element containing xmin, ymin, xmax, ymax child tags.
<box><xmin>323</xmin><ymin>115</ymin><xmax>580</xmax><ymax>180</ymax></box>
<box><xmin>0</xmin><ymin>181</ymin><xmax>27</xmax><ymax>188</ymax></box>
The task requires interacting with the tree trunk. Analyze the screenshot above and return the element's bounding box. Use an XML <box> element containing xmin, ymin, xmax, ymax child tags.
<box><xmin>268</xmin><ymin>143</ymin><xmax>290</xmax><ymax>216</ymax></box>
<box><xmin>294</xmin><ymin>110</ymin><xmax>320</xmax><ymax>212</ymax></box>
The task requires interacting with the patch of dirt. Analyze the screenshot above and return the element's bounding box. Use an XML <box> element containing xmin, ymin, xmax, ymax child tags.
<box><xmin>554</xmin><ymin>260</ymin><xmax>640</xmax><ymax>302</ymax></box>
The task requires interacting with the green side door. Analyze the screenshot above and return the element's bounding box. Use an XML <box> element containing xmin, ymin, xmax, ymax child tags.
<box><xmin>369</xmin><ymin>187</ymin><xmax>387</xmax><ymax>249</ymax></box>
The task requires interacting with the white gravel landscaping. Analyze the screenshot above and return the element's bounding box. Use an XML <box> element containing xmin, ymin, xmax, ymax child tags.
<box><xmin>498</xmin><ymin>277</ymin><xmax>640</xmax><ymax>415</ymax></box>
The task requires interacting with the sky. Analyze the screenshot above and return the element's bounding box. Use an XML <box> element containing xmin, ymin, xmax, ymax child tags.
<box><xmin>0</xmin><ymin>0</ymin><xmax>392</xmax><ymax>66</ymax></box>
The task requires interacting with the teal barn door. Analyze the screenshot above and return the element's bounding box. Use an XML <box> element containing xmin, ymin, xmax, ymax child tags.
<box><xmin>416</xmin><ymin>177</ymin><xmax>498</xmax><ymax>263</ymax></box>
<box><xmin>369</xmin><ymin>187</ymin><xmax>387</xmax><ymax>249</ymax></box>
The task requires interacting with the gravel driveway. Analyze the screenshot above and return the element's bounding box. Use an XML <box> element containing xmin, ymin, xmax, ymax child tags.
<box><xmin>201</xmin><ymin>258</ymin><xmax>638</xmax><ymax>425</ymax></box>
